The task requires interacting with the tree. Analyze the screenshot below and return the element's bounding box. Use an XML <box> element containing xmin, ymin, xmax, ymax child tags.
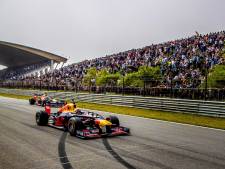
<box><xmin>96</xmin><ymin>69</ymin><xmax>121</xmax><ymax>86</ymax></box>
<box><xmin>206</xmin><ymin>65</ymin><xmax>225</xmax><ymax>88</ymax></box>
<box><xmin>122</xmin><ymin>72</ymin><xmax>141</xmax><ymax>87</ymax></box>
<box><xmin>96</xmin><ymin>69</ymin><xmax>109</xmax><ymax>86</ymax></box>
<box><xmin>83</xmin><ymin>67</ymin><xmax>97</xmax><ymax>86</ymax></box>
<box><xmin>122</xmin><ymin>66</ymin><xmax>162</xmax><ymax>87</ymax></box>
<box><xmin>84</xmin><ymin>66</ymin><xmax>162</xmax><ymax>88</ymax></box>
<box><xmin>137</xmin><ymin>66</ymin><xmax>162</xmax><ymax>87</ymax></box>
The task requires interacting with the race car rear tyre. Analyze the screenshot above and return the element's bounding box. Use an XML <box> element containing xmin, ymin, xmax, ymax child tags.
<box><xmin>36</xmin><ymin>111</ymin><xmax>49</xmax><ymax>126</ymax></box>
<box><xmin>109</xmin><ymin>116</ymin><xmax>120</xmax><ymax>127</ymax></box>
<box><xmin>37</xmin><ymin>100</ymin><xmax>42</xmax><ymax>106</ymax></box>
<box><xmin>68</xmin><ymin>118</ymin><xmax>84</xmax><ymax>136</ymax></box>
<box><xmin>41</xmin><ymin>100</ymin><xmax>46</xmax><ymax>107</ymax></box>
<box><xmin>29</xmin><ymin>98</ymin><xmax>35</xmax><ymax>105</ymax></box>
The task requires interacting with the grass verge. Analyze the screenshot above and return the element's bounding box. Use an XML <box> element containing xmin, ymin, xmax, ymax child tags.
<box><xmin>0</xmin><ymin>93</ymin><xmax>31</xmax><ymax>100</ymax></box>
<box><xmin>0</xmin><ymin>92</ymin><xmax>225</xmax><ymax>130</ymax></box>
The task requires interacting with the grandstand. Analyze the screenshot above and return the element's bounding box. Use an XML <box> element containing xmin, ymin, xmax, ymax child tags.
<box><xmin>0</xmin><ymin>31</ymin><xmax>224</xmax><ymax>100</ymax></box>
<box><xmin>0</xmin><ymin>41</ymin><xmax>67</xmax><ymax>80</ymax></box>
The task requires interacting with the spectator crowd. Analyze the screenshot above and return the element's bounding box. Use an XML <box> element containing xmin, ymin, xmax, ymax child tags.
<box><xmin>0</xmin><ymin>61</ymin><xmax>50</xmax><ymax>80</ymax></box>
<box><xmin>1</xmin><ymin>31</ymin><xmax>225</xmax><ymax>90</ymax></box>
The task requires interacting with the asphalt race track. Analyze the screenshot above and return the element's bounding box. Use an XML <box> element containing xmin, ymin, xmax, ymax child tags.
<box><xmin>1</xmin><ymin>96</ymin><xmax>225</xmax><ymax>169</ymax></box>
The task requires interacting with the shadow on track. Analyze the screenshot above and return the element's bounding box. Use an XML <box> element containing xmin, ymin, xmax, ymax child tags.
<box><xmin>102</xmin><ymin>138</ymin><xmax>137</xmax><ymax>169</ymax></box>
<box><xmin>58</xmin><ymin>132</ymin><xmax>74</xmax><ymax>169</ymax></box>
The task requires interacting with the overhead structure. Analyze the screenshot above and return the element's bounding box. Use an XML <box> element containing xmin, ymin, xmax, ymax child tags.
<box><xmin>0</xmin><ymin>41</ymin><xmax>67</xmax><ymax>69</ymax></box>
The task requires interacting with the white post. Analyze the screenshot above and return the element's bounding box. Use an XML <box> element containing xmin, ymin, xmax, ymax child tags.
<box><xmin>50</xmin><ymin>60</ymin><xmax>54</xmax><ymax>72</ymax></box>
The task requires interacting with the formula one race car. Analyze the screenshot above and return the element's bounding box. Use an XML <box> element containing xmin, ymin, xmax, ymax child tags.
<box><xmin>29</xmin><ymin>94</ymin><xmax>65</xmax><ymax>107</ymax></box>
<box><xmin>35</xmin><ymin>107</ymin><xmax>130</xmax><ymax>139</ymax></box>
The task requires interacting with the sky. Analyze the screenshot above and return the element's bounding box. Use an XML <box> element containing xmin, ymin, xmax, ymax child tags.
<box><xmin>0</xmin><ymin>0</ymin><xmax>225</xmax><ymax>69</ymax></box>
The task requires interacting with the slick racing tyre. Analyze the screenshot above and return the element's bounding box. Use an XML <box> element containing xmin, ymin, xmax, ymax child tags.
<box><xmin>36</xmin><ymin>111</ymin><xmax>49</xmax><ymax>126</ymax></box>
<box><xmin>41</xmin><ymin>100</ymin><xmax>46</xmax><ymax>107</ymax></box>
<box><xmin>68</xmin><ymin>117</ymin><xmax>84</xmax><ymax>136</ymax></box>
<box><xmin>29</xmin><ymin>98</ymin><xmax>35</xmax><ymax>105</ymax></box>
<box><xmin>109</xmin><ymin>116</ymin><xmax>120</xmax><ymax>127</ymax></box>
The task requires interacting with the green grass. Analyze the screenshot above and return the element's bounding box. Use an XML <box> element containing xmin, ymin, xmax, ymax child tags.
<box><xmin>0</xmin><ymin>93</ymin><xmax>30</xmax><ymax>100</ymax></box>
<box><xmin>1</xmin><ymin>92</ymin><xmax>225</xmax><ymax>130</ymax></box>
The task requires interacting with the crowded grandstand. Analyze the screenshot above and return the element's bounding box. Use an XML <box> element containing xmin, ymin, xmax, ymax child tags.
<box><xmin>0</xmin><ymin>40</ymin><xmax>67</xmax><ymax>82</ymax></box>
<box><xmin>0</xmin><ymin>31</ymin><xmax>225</xmax><ymax>100</ymax></box>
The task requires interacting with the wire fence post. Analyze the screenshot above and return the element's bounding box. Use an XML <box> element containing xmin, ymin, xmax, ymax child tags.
<box><xmin>170</xmin><ymin>79</ymin><xmax>173</xmax><ymax>98</ymax></box>
<box><xmin>122</xmin><ymin>75</ymin><xmax>125</xmax><ymax>96</ymax></box>
<box><xmin>204</xmin><ymin>64</ymin><xmax>208</xmax><ymax>101</ymax></box>
<box><xmin>143</xmin><ymin>79</ymin><xmax>146</xmax><ymax>97</ymax></box>
<box><xmin>39</xmin><ymin>79</ymin><xmax>42</xmax><ymax>91</ymax></box>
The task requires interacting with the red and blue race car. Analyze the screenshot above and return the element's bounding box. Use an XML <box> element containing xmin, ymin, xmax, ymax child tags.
<box><xmin>29</xmin><ymin>94</ymin><xmax>65</xmax><ymax>107</ymax></box>
<box><xmin>35</xmin><ymin>107</ymin><xmax>130</xmax><ymax>139</ymax></box>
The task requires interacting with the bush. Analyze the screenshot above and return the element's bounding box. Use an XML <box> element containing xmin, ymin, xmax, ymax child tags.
<box><xmin>84</xmin><ymin>66</ymin><xmax>162</xmax><ymax>88</ymax></box>
<box><xmin>207</xmin><ymin>65</ymin><xmax>225</xmax><ymax>88</ymax></box>
<box><xmin>123</xmin><ymin>66</ymin><xmax>162</xmax><ymax>87</ymax></box>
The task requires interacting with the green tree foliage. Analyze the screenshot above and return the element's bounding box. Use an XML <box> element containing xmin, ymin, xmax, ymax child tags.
<box><xmin>207</xmin><ymin>65</ymin><xmax>225</xmax><ymax>88</ymax></box>
<box><xmin>96</xmin><ymin>69</ymin><xmax>121</xmax><ymax>86</ymax></box>
<box><xmin>122</xmin><ymin>72</ymin><xmax>141</xmax><ymax>87</ymax></box>
<box><xmin>96</xmin><ymin>69</ymin><xmax>108</xmax><ymax>86</ymax></box>
<box><xmin>84</xmin><ymin>66</ymin><xmax>162</xmax><ymax>87</ymax></box>
<box><xmin>122</xmin><ymin>66</ymin><xmax>162</xmax><ymax>87</ymax></box>
<box><xmin>83</xmin><ymin>67</ymin><xmax>97</xmax><ymax>86</ymax></box>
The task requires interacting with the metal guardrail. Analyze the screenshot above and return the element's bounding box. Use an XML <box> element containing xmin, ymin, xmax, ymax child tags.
<box><xmin>75</xmin><ymin>93</ymin><xmax>225</xmax><ymax>117</ymax></box>
<box><xmin>0</xmin><ymin>88</ymin><xmax>224</xmax><ymax>117</ymax></box>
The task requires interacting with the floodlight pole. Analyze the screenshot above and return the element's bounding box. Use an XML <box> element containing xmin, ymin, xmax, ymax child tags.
<box><xmin>50</xmin><ymin>60</ymin><xmax>54</xmax><ymax>72</ymax></box>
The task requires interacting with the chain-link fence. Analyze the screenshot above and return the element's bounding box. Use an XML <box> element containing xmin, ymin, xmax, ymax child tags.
<box><xmin>1</xmin><ymin>79</ymin><xmax>225</xmax><ymax>101</ymax></box>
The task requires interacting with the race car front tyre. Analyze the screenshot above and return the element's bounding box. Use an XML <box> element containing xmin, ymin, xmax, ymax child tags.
<box><xmin>29</xmin><ymin>98</ymin><xmax>35</xmax><ymax>105</ymax></box>
<box><xmin>109</xmin><ymin>116</ymin><xmax>120</xmax><ymax>127</ymax></box>
<box><xmin>68</xmin><ymin>118</ymin><xmax>84</xmax><ymax>136</ymax></box>
<box><xmin>36</xmin><ymin>111</ymin><xmax>49</xmax><ymax>126</ymax></box>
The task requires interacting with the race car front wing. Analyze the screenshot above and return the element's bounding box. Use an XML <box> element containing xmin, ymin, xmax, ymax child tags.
<box><xmin>76</xmin><ymin>126</ymin><xmax>130</xmax><ymax>139</ymax></box>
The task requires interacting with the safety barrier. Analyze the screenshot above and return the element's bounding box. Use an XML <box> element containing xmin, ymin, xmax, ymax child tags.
<box><xmin>0</xmin><ymin>88</ymin><xmax>224</xmax><ymax>117</ymax></box>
